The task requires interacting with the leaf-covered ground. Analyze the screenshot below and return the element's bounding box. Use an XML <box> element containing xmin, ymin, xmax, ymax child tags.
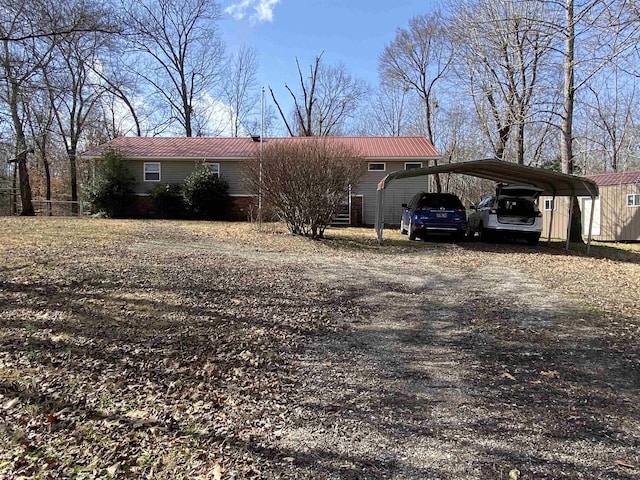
<box><xmin>0</xmin><ymin>218</ymin><xmax>638</xmax><ymax>479</ymax></box>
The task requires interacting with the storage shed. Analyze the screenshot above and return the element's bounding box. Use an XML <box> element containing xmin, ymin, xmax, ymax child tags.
<box><xmin>540</xmin><ymin>171</ymin><xmax>640</xmax><ymax>242</ymax></box>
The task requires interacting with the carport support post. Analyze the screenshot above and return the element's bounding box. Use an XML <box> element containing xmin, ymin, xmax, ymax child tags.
<box><xmin>565</xmin><ymin>196</ymin><xmax>574</xmax><ymax>251</ymax></box>
<box><xmin>375</xmin><ymin>188</ymin><xmax>385</xmax><ymax>244</ymax></box>
<box><xmin>547</xmin><ymin>194</ymin><xmax>556</xmax><ymax>243</ymax></box>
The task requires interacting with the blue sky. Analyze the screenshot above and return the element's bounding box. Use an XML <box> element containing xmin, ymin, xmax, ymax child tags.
<box><xmin>219</xmin><ymin>0</ymin><xmax>441</xmax><ymax>99</ymax></box>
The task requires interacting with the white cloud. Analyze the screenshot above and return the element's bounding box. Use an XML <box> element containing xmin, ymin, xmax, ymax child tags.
<box><xmin>225</xmin><ymin>0</ymin><xmax>280</xmax><ymax>23</ymax></box>
<box><xmin>254</xmin><ymin>0</ymin><xmax>279</xmax><ymax>22</ymax></box>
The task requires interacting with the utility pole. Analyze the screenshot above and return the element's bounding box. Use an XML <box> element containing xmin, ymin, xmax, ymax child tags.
<box><xmin>259</xmin><ymin>86</ymin><xmax>264</xmax><ymax>226</ymax></box>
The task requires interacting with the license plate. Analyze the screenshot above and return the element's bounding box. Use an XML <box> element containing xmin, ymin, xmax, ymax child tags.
<box><xmin>436</xmin><ymin>213</ymin><xmax>448</xmax><ymax>218</ymax></box>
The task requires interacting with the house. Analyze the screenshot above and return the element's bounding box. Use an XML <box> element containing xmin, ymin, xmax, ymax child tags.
<box><xmin>540</xmin><ymin>171</ymin><xmax>640</xmax><ymax>241</ymax></box>
<box><xmin>81</xmin><ymin>136</ymin><xmax>440</xmax><ymax>225</ymax></box>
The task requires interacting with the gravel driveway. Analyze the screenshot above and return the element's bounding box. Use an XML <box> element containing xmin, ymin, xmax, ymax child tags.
<box><xmin>204</xmin><ymin>234</ymin><xmax>640</xmax><ymax>479</ymax></box>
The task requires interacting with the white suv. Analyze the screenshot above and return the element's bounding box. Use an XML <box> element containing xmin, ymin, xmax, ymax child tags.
<box><xmin>467</xmin><ymin>184</ymin><xmax>543</xmax><ymax>245</ymax></box>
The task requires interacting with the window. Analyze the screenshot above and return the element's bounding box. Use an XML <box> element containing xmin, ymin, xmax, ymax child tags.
<box><xmin>478</xmin><ymin>196</ymin><xmax>492</xmax><ymax>209</ymax></box>
<box><xmin>405</xmin><ymin>162</ymin><xmax>422</xmax><ymax>170</ymax></box>
<box><xmin>544</xmin><ymin>199</ymin><xmax>556</xmax><ymax>211</ymax></box>
<box><xmin>368</xmin><ymin>162</ymin><xmax>386</xmax><ymax>172</ymax></box>
<box><xmin>206</xmin><ymin>162</ymin><xmax>220</xmax><ymax>179</ymax></box>
<box><xmin>144</xmin><ymin>162</ymin><xmax>161</xmax><ymax>182</ymax></box>
<box><xmin>628</xmin><ymin>194</ymin><xmax>640</xmax><ymax>207</ymax></box>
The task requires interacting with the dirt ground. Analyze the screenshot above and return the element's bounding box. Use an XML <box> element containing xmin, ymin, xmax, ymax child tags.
<box><xmin>0</xmin><ymin>218</ymin><xmax>639</xmax><ymax>479</ymax></box>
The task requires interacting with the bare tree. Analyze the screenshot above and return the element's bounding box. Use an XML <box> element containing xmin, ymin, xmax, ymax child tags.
<box><xmin>94</xmin><ymin>49</ymin><xmax>145</xmax><ymax>137</ymax></box>
<box><xmin>0</xmin><ymin>0</ymin><xmax>117</xmax><ymax>215</ymax></box>
<box><xmin>270</xmin><ymin>53</ymin><xmax>368</xmax><ymax>136</ymax></box>
<box><xmin>1</xmin><ymin>0</ymin><xmax>59</xmax><ymax>215</ymax></box>
<box><xmin>43</xmin><ymin>27</ymin><xmax>113</xmax><ymax>210</ymax></box>
<box><xmin>449</xmin><ymin>0</ymin><xmax>555</xmax><ymax>165</ymax></box>
<box><xmin>0</xmin><ymin>0</ymin><xmax>118</xmax><ymax>42</ymax></box>
<box><xmin>582</xmin><ymin>71</ymin><xmax>636</xmax><ymax>172</ymax></box>
<box><xmin>24</xmin><ymin>90</ymin><xmax>55</xmax><ymax>202</ymax></box>
<box><xmin>125</xmin><ymin>0</ymin><xmax>226</xmax><ymax>137</ymax></box>
<box><xmin>544</xmin><ymin>0</ymin><xmax>640</xmax><ymax>240</ymax></box>
<box><xmin>367</xmin><ymin>79</ymin><xmax>413</xmax><ymax>136</ymax></box>
<box><xmin>379</xmin><ymin>13</ymin><xmax>454</xmax><ymax>192</ymax></box>
<box><xmin>379</xmin><ymin>13</ymin><xmax>452</xmax><ymax>144</ymax></box>
<box><xmin>223</xmin><ymin>45</ymin><xmax>260</xmax><ymax>137</ymax></box>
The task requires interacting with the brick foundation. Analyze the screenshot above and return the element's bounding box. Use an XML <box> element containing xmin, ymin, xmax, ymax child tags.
<box><xmin>227</xmin><ymin>196</ymin><xmax>259</xmax><ymax>221</ymax></box>
<box><xmin>129</xmin><ymin>195</ymin><xmax>153</xmax><ymax>217</ymax></box>
<box><xmin>128</xmin><ymin>195</ymin><xmax>262</xmax><ymax>221</ymax></box>
<box><xmin>128</xmin><ymin>195</ymin><xmax>362</xmax><ymax>225</ymax></box>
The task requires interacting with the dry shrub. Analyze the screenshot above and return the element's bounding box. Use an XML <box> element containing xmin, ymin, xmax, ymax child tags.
<box><xmin>245</xmin><ymin>138</ymin><xmax>365</xmax><ymax>238</ymax></box>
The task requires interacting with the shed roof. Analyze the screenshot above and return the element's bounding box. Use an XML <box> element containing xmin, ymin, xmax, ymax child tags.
<box><xmin>81</xmin><ymin>136</ymin><xmax>440</xmax><ymax>160</ymax></box>
<box><xmin>586</xmin><ymin>171</ymin><xmax>640</xmax><ymax>186</ymax></box>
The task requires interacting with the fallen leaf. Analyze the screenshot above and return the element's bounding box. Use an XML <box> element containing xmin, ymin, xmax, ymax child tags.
<box><xmin>540</xmin><ymin>370</ymin><xmax>560</xmax><ymax>378</ymax></box>
<box><xmin>502</xmin><ymin>372</ymin><xmax>517</xmax><ymax>381</ymax></box>
<box><xmin>45</xmin><ymin>414</ymin><xmax>59</xmax><ymax>424</ymax></box>
<box><xmin>107</xmin><ymin>463</ymin><xmax>120</xmax><ymax>477</ymax></box>
<box><xmin>125</xmin><ymin>409</ymin><xmax>158</xmax><ymax>427</ymax></box>
<box><xmin>212</xmin><ymin>463</ymin><xmax>224</xmax><ymax>480</ymax></box>
<box><xmin>2</xmin><ymin>398</ymin><xmax>19</xmax><ymax>410</ymax></box>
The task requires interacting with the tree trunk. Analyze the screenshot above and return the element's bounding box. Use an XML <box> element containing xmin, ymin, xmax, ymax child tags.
<box><xmin>516</xmin><ymin>121</ymin><xmax>525</xmax><ymax>165</ymax></box>
<box><xmin>43</xmin><ymin>155</ymin><xmax>52</xmax><ymax>215</ymax></box>
<box><xmin>432</xmin><ymin>160</ymin><xmax>443</xmax><ymax>193</ymax></box>
<box><xmin>184</xmin><ymin>104</ymin><xmax>193</xmax><ymax>137</ymax></box>
<box><xmin>561</xmin><ymin>0</ymin><xmax>583</xmax><ymax>243</ymax></box>
<box><xmin>13</xmin><ymin>127</ymin><xmax>34</xmax><ymax>216</ymax></box>
<box><xmin>17</xmin><ymin>150</ymin><xmax>34</xmax><ymax>216</ymax></box>
<box><xmin>68</xmin><ymin>148</ymin><xmax>78</xmax><ymax>214</ymax></box>
<box><xmin>569</xmin><ymin>197</ymin><xmax>583</xmax><ymax>242</ymax></box>
<box><xmin>7</xmin><ymin>74</ymin><xmax>35</xmax><ymax>215</ymax></box>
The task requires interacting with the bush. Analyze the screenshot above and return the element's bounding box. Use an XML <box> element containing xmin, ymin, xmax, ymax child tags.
<box><xmin>182</xmin><ymin>164</ymin><xmax>230</xmax><ymax>220</ymax></box>
<box><xmin>84</xmin><ymin>150</ymin><xmax>134</xmax><ymax>218</ymax></box>
<box><xmin>149</xmin><ymin>183</ymin><xmax>185</xmax><ymax>219</ymax></box>
<box><xmin>244</xmin><ymin>138</ymin><xmax>365</xmax><ymax>238</ymax></box>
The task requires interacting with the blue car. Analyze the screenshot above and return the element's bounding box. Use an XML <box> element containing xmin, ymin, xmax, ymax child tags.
<box><xmin>400</xmin><ymin>192</ymin><xmax>468</xmax><ymax>241</ymax></box>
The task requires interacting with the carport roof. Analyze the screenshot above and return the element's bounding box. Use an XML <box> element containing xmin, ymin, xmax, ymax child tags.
<box><xmin>377</xmin><ymin>158</ymin><xmax>599</xmax><ymax>197</ymax></box>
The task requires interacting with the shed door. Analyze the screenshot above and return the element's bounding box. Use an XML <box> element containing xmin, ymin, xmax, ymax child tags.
<box><xmin>581</xmin><ymin>197</ymin><xmax>601</xmax><ymax>237</ymax></box>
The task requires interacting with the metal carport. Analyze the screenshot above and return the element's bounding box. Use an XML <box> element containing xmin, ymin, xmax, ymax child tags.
<box><xmin>374</xmin><ymin>158</ymin><xmax>600</xmax><ymax>251</ymax></box>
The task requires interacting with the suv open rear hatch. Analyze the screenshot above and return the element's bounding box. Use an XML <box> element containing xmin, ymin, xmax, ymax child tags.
<box><xmin>495</xmin><ymin>184</ymin><xmax>543</xmax><ymax>199</ymax></box>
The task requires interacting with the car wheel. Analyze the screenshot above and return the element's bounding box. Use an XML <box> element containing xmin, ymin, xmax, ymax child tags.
<box><xmin>479</xmin><ymin>223</ymin><xmax>492</xmax><ymax>243</ymax></box>
<box><xmin>408</xmin><ymin>219</ymin><xmax>417</xmax><ymax>241</ymax></box>
<box><xmin>526</xmin><ymin>233</ymin><xmax>540</xmax><ymax>246</ymax></box>
<box><xmin>400</xmin><ymin>217</ymin><xmax>407</xmax><ymax>235</ymax></box>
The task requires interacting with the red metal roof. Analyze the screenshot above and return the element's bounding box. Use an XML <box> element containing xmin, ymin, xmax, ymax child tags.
<box><xmin>81</xmin><ymin>136</ymin><xmax>440</xmax><ymax>159</ymax></box>
<box><xmin>586</xmin><ymin>171</ymin><xmax>640</xmax><ymax>186</ymax></box>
